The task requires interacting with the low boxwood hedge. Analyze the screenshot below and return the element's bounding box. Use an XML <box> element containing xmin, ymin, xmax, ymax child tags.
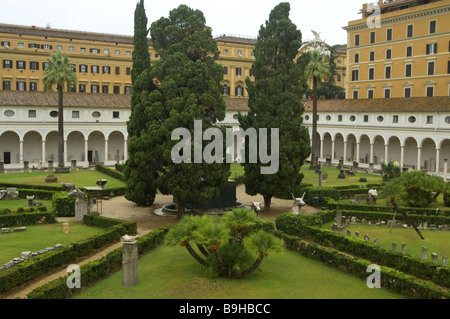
<box><xmin>0</xmin><ymin>212</ymin><xmax>56</xmax><ymax>228</ymax></box>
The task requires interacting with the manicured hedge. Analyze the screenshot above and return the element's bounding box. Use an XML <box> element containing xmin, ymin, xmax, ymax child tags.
<box><xmin>0</xmin><ymin>212</ymin><xmax>56</xmax><ymax>228</ymax></box>
<box><xmin>83</xmin><ymin>214</ymin><xmax>137</xmax><ymax>235</ymax></box>
<box><xmin>51</xmin><ymin>192</ymin><xmax>77</xmax><ymax>217</ymax></box>
<box><xmin>327</xmin><ymin>198</ymin><xmax>450</xmax><ymax>216</ymax></box>
<box><xmin>0</xmin><ymin>216</ymin><xmax>136</xmax><ymax>295</ymax></box>
<box><xmin>275</xmin><ymin>213</ymin><xmax>450</xmax><ymax>289</ymax></box>
<box><xmin>26</xmin><ymin>226</ymin><xmax>170</xmax><ymax>299</ymax></box>
<box><xmin>95</xmin><ymin>164</ymin><xmax>125</xmax><ymax>182</ymax></box>
<box><xmin>278</xmin><ymin>232</ymin><xmax>450</xmax><ymax>299</ymax></box>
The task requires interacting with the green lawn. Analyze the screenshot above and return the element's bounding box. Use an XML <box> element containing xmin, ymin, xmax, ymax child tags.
<box><xmin>0</xmin><ymin>222</ymin><xmax>103</xmax><ymax>265</ymax></box>
<box><xmin>0</xmin><ymin>199</ymin><xmax>53</xmax><ymax>211</ymax></box>
<box><xmin>0</xmin><ymin>170</ymin><xmax>125</xmax><ymax>189</ymax></box>
<box><xmin>229</xmin><ymin>164</ymin><xmax>383</xmax><ymax>187</ymax></box>
<box><xmin>323</xmin><ymin>221</ymin><xmax>450</xmax><ymax>263</ymax></box>
<box><xmin>74</xmin><ymin>245</ymin><xmax>402</xmax><ymax>299</ymax></box>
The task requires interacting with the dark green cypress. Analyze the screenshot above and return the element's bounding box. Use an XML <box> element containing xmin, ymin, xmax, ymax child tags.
<box><xmin>238</xmin><ymin>2</ymin><xmax>311</xmax><ymax>213</ymax></box>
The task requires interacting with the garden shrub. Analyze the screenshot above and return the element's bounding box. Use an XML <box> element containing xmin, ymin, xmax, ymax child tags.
<box><xmin>51</xmin><ymin>192</ymin><xmax>76</xmax><ymax>217</ymax></box>
<box><xmin>0</xmin><ymin>212</ymin><xmax>56</xmax><ymax>227</ymax></box>
<box><xmin>275</xmin><ymin>214</ymin><xmax>450</xmax><ymax>289</ymax></box>
<box><xmin>444</xmin><ymin>185</ymin><xmax>450</xmax><ymax>208</ymax></box>
<box><xmin>95</xmin><ymin>164</ymin><xmax>125</xmax><ymax>182</ymax></box>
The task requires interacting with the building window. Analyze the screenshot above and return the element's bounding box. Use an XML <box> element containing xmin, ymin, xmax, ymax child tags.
<box><xmin>385</xmin><ymin>66</ymin><xmax>391</xmax><ymax>79</ymax></box>
<box><xmin>223</xmin><ymin>84</ymin><xmax>230</xmax><ymax>95</ymax></box>
<box><xmin>370</xmin><ymin>31</ymin><xmax>376</xmax><ymax>44</ymax></box>
<box><xmin>104</xmin><ymin>49</ymin><xmax>109</xmax><ymax>54</ymax></box>
<box><xmin>236</xmin><ymin>68</ymin><xmax>242</xmax><ymax>77</ymax></box>
<box><xmin>3</xmin><ymin>59</ymin><xmax>12</xmax><ymax>69</ymax></box>
<box><xmin>113</xmin><ymin>86</ymin><xmax>120</xmax><ymax>94</ymax></box>
<box><xmin>406</xmin><ymin>46</ymin><xmax>413</xmax><ymax>57</ymax></box>
<box><xmin>30</xmin><ymin>82</ymin><xmax>38</xmax><ymax>91</ymax></box>
<box><xmin>91</xmin><ymin>85</ymin><xmax>99</xmax><ymax>93</ymax></box>
<box><xmin>353</xmin><ymin>90</ymin><xmax>359</xmax><ymax>99</ymax></box>
<box><xmin>337</xmin><ymin>74</ymin><xmax>341</xmax><ymax>82</ymax></box>
<box><xmin>428</xmin><ymin>61</ymin><xmax>435</xmax><ymax>76</ymax></box>
<box><xmin>445</xmin><ymin>116</ymin><xmax>450</xmax><ymax>124</ymax></box>
<box><xmin>90</xmin><ymin>48</ymin><xmax>100</xmax><ymax>54</ymax></box>
<box><xmin>115</xmin><ymin>66</ymin><xmax>120</xmax><ymax>75</ymax></box>
<box><xmin>81</xmin><ymin>47</ymin><xmax>86</xmax><ymax>53</ymax></box>
<box><xmin>92</xmin><ymin>111</ymin><xmax>101</xmax><ymax>118</ymax></box>
<box><xmin>326</xmin><ymin>115</ymin><xmax>331</xmax><ymax>121</ymax></box>
<box><xmin>351</xmin><ymin>69</ymin><xmax>359</xmax><ymax>81</ymax></box>
<box><xmin>350</xmin><ymin>116</ymin><xmax>356</xmax><ymax>122</ymax></box>
<box><xmin>72</xmin><ymin>111</ymin><xmax>80</xmax><ymax>119</ymax></box>
<box><xmin>69</xmin><ymin>84</ymin><xmax>76</xmax><ymax>92</ymax></box>
<box><xmin>42</xmin><ymin>62</ymin><xmax>49</xmax><ymax>71</ymax></box>
<box><xmin>338</xmin><ymin>115</ymin><xmax>343</xmax><ymax>122</ymax></box>
<box><xmin>224</xmin><ymin>66</ymin><xmax>228</xmax><ymax>75</ymax></box>
<box><xmin>368</xmin><ymin>89</ymin><xmax>374</xmax><ymax>99</ymax></box>
<box><xmin>18</xmin><ymin>42</ymin><xmax>24</xmax><ymax>48</ymax></box>
<box><xmin>113</xmin><ymin>111</ymin><xmax>120</xmax><ymax>119</ymax></box>
<box><xmin>102</xmin><ymin>66</ymin><xmax>110</xmax><ymax>74</ymax></box>
<box><xmin>368</xmin><ymin>67</ymin><xmax>375</xmax><ymax>80</ymax></box>
<box><xmin>377</xmin><ymin>116</ymin><xmax>384</xmax><ymax>122</ymax></box>
<box><xmin>236</xmin><ymin>85</ymin><xmax>244</xmax><ymax>97</ymax></box>
<box><xmin>30</xmin><ymin>61</ymin><xmax>39</xmax><ymax>70</ymax></box>
<box><xmin>223</xmin><ymin>49</ymin><xmax>229</xmax><ymax>55</ymax></box>
<box><xmin>386</xmin><ymin>28</ymin><xmax>392</xmax><ymax>41</ymax></box>
<box><xmin>393</xmin><ymin>115</ymin><xmax>399</xmax><ymax>123</ymax></box>
<box><xmin>384</xmin><ymin>88</ymin><xmax>391</xmax><ymax>99</ymax></box>
<box><xmin>126</xmin><ymin>51</ymin><xmax>131</xmax><ymax>56</ymax></box>
<box><xmin>79</xmin><ymin>84</ymin><xmax>86</xmax><ymax>93</ymax></box>
<box><xmin>28</xmin><ymin>110</ymin><xmax>37</xmax><ymax>118</ymax></box>
<box><xmin>2</xmin><ymin>81</ymin><xmax>11</xmax><ymax>90</ymax></box>
<box><xmin>407</xmin><ymin>24</ymin><xmax>413</xmax><ymax>38</ymax></box>
<box><xmin>354</xmin><ymin>53</ymin><xmax>359</xmax><ymax>63</ymax></box>
<box><xmin>404</xmin><ymin>87</ymin><xmax>411</xmax><ymax>98</ymax></box>
<box><xmin>363</xmin><ymin>115</ymin><xmax>369</xmax><ymax>122</ymax></box>
<box><xmin>102</xmin><ymin>85</ymin><xmax>109</xmax><ymax>94</ymax></box>
<box><xmin>426</xmin><ymin>116</ymin><xmax>433</xmax><ymax>124</ymax></box>
<box><xmin>426</xmin><ymin>43</ymin><xmax>437</xmax><ymax>55</ymax></box>
<box><xmin>408</xmin><ymin>116</ymin><xmax>416</xmax><ymax>123</ymax></box>
<box><xmin>16</xmin><ymin>81</ymin><xmax>26</xmax><ymax>91</ymax></box>
<box><xmin>1</xmin><ymin>41</ymin><xmax>11</xmax><ymax>47</ymax></box>
<box><xmin>17</xmin><ymin>60</ymin><xmax>26</xmax><ymax>70</ymax></box>
<box><xmin>237</xmin><ymin>50</ymin><xmax>243</xmax><ymax>57</ymax></box>
<box><xmin>369</xmin><ymin>51</ymin><xmax>375</xmax><ymax>62</ymax></box>
<box><xmin>4</xmin><ymin>110</ymin><xmax>15</xmax><ymax>117</ymax></box>
<box><xmin>426</xmin><ymin>86</ymin><xmax>434</xmax><ymax>97</ymax></box>
<box><xmin>69</xmin><ymin>46</ymin><xmax>75</xmax><ymax>52</ymax></box>
<box><xmin>355</xmin><ymin>34</ymin><xmax>360</xmax><ymax>46</ymax></box>
<box><xmin>56</xmin><ymin>45</ymin><xmax>63</xmax><ymax>51</ymax></box>
<box><xmin>126</xmin><ymin>67</ymin><xmax>131</xmax><ymax>75</ymax></box>
<box><xmin>429</xmin><ymin>20</ymin><xmax>436</xmax><ymax>34</ymax></box>
<box><xmin>125</xmin><ymin>86</ymin><xmax>132</xmax><ymax>94</ymax></box>
<box><xmin>91</xmin><ymin>65</ymin><xmax>99</xmax><ymax>74</ymax></box>
<box><xmin>386</xmin><ymin>49</ymin><xmax>392</xmax><ymax>60</ymax></box>
<box><xmin>79</xmin><ymin>64</ymin><xmax>88</xmax><ymax>73</ymax></box>
<box><xmin>50</xmin><ymin>111</ymin><xmax>58</xmax><ymax>118</ymax></box>
<box><xmin>405</xmin><ymin>64</ymin><xmax>412</xmax><ymax>77</ymax></box>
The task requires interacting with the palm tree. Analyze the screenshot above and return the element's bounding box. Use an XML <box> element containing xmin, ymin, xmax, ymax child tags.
<box><xmin>305</xmin><ymin>49</ymin><xmax>331</xmax><ymax>170</ymax></box>
<box><xmin>43</xmin><ymin>51</ymin><xmax>77</xmax><ymax>169</ymax></box>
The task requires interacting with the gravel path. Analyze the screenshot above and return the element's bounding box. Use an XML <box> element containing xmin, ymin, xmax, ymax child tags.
<box><xmin>2</xmin><ymin>184</ymin><xmax>320</xmax><ymax>299</ymax></box>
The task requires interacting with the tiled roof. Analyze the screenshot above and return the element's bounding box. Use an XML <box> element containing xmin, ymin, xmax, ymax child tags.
<box><xmin>214</xmin><ymin>35</ymin><xmax>257</xmax><ymax>45</ymax></box>
<box><xmin>303</xmin><ymin>97</ymin><xmax>450</xmax><ymax>112</ymax></box>
<box><xmin>0</xmin><ymin>23</ymin><xmax>152</xmax><ymax>46</ymax></box>
<box><xmin>1</xmin><ymin>91</ymin><xmax>449</xmax><ymax>113</ymax></box>
<box><xmin>0</xmin><ymin>91</ymin><xmax>131</xmax><ymax>108</ymax></box>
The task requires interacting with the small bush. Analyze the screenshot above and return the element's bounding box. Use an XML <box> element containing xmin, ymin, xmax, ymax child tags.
<box><xmin>51</xmin><ymin>192</ymin><xmax>76</xmax><ymax>217</ymax></box>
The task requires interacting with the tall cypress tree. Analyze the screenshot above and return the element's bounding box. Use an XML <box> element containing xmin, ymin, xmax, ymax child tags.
<box><xmin>146</xmin><ymin>5</ymin><xmax>230</xmax><ymax>219</ymax></box>
<box><xmin>238</xmin><ymin>2</ymin><xmax>311</xmax><ymax>213</ymax></box>
<box><xmin>124</xmin><ymin>0</ymin><xmax>157</xmax><ymax>207</ymax></box>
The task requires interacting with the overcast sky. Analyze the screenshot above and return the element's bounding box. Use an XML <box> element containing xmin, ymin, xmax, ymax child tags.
<box><xmin>0</xmin><ymin>0</ymin><xmax>366</xmax><ymax>45</ymax></box>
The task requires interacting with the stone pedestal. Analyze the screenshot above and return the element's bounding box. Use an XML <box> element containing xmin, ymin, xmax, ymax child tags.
<box><xmin>63</xmin><ymin>223</ymin><xmax>69</xmax><ymax>234</ymax></box>
<box><xmin>122</xmin><ymin>235</ymin><xmax>139</xmax><ymax>287</ymax></box>
<box><xmin>75</xmin><ymin>200</ymin><xmax>88</xmax><ymax>222</ymax></box>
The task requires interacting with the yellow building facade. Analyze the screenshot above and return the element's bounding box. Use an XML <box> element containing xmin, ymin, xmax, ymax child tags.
<box><xmin>344</xmin><ymin>0</ymin><xmax>450</xmax><ymax>99</ymax></box>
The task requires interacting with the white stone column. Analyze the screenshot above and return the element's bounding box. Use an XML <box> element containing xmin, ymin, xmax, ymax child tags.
<box><xmin>369</xmin><ymin>143</ymin><xmax>374</xmax><ymax>164</ymax></box>
<box><xmin>42</xmin><ymin>140</ymin><xmax>46</xmax><ymax>164</ymax></box>
<box><xmin>400</xmin><ymin>145</ymin><xmax>405</xmax><ymax>169</ymax></box>
<box><xmin>384</xmin><ymin>144</ymin><xmax>389</xmax><ymax>163</ymax></box>
<box><xmin>417</xmin><ymin>147</ymin><xmax>422</xmax><ymax>171</ymax></box>
<box><xmin>343</xmin><ymin>142</ymin><xmax>347</xmax><ymax>162</ymax></box>
<box><xmin>436</xmin><ymin>148</ymin><xmax>440</xmax><ymax>173</ymax></box>
<box><xmin>124</xmin><ymin>139</ymin><xmax>128</xmax><ymax>162</ymax></box>
<box><xmin>19</xmin><ymin>140</ymin><xmax>24</xmax><ymax>164</ymax></box>
<box><xmin>356</xmin><ymin>142</ymin><xmax>360</xmax><ymax>164</ymax></box>
<box><xmin>331</xmin><ymin>139</ymin><xmax>335</xmax><ymax>161</ymax></box>
<box><xmin>64</xmin><ymin>140</ymin><xmax>68</xmax><ymax>165</ymax></box>
<box><xmin>84</xmin><ymin>140</ymin><xmax>89</xmax><ymax>162</ymax></box>
<box><xmin>105</xmin><ymin>140</ymin><xmax>109</xmax><ymax>162</ymax></box>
